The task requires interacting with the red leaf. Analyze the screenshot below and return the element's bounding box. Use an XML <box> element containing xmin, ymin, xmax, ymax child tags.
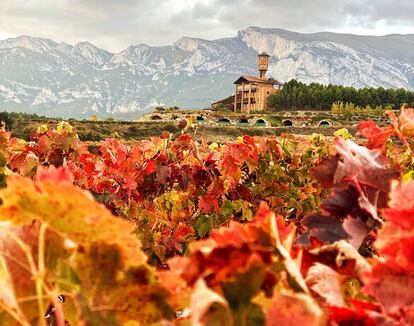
<box><xmin>312</xmin><ymin>156</ymin><xmax>338</xmax><ymax>188</ymax></box>
<box><xmin>160</xmin><ymin>131</ymin><xmax>170</xmax><ymax>139</ymax></box>
<box><xmin>328</xmin><ymin>304</ymin><xmax>379</xmax><ymax>326</ymax></box>
<box><xmin>198</xmin><ymin>194</ymin><xmax>220</xmax><ymax>214</ymax></box>
<box><xmin>156</xmin><ymin>165</ymin><xmax>171</xmax><ymax>184</ymax></box>
<box><xmin>178</xmin><ymin>119</ymin><xmax>188</xmax><ymax>129</ymax></box>
<box><xmin>334</xmin><ymin>138</ymin><xmax>399</xmax><ymax>192</ymax></box>
<box><xmin>266</xmin><ymin>292</ymin><xmax>326</xmax><ymax>326</ymax></box>
<box><xmin>382</xmin><ymin>180</ymin><xmax>414</xmax><ymax>230</ymax></box>
<box><xmin>145</xmin><ymin>160</ymin><xmax>157</xmax><ymax>175</ymax></box>
<box><xmin>297</xmin><ymin>214</ymin><xmax>350</xmax><ymax>246</ymax></box>
<box><xmin>173</xmin><ymin>222</ymin><xmax>194</xmax><ymax>235</ymax></box>
<box><xmin>163</xmin><ymin>223</ymin><xmax>195</xmax><ymax>253</ymax></box>
<box><xmin>37</xmin><ymin>166</ymin><xmax>73</xmax><ymax>183</ymax></box>
<box><xmin>365</xmin><ymin>262</ymin><xmax>414</xmax><ymax>314</ymax></box>
<box><xmin>321</xmin><ymin>185</ymin><xmax>370</xmax><ymax>219</ymax></box>
<box><xmin>37</xmin><ymin>134</ymin><xmax>52</xmax><ymax>155</ymax></box>
<box><xmin>306</xmin><ymin>263</ymin><xmax>345</xmax><ymax>307</ymax></box>
<box><xmin>357</xmin><ymin>120</ymin><xmax>395</xmax><ymax>150</ymax></box>
<box><xmin>399</xmin><ymin>107</ymin><xmax>414</xmax><ymax>138</ymax></box>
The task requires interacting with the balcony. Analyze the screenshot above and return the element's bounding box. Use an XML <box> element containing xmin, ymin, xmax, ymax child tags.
<box><xmin>236</xmin><ymin>87</ymin><xmax>257</xmax><ymax>93</ymax></box>
<box><xmin>242</xmin><ymin>98</ymin><xmax>256</xmax><ymax>104</ymax></box>
<box><xmin>235</xmin><ymin>95</ymin><xmax>256</xmax><ymax>101</ymax></box>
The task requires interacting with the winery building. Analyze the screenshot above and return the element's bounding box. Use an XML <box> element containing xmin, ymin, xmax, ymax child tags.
<box><xmin>212</xmin><ymin>52</ymin><xmax>283</xmax><ymax>113</ymax></box>
<box><xmin>233</xmin><ymin>52</ymin><xmax>283</xmax><ymax>113</ymax></box>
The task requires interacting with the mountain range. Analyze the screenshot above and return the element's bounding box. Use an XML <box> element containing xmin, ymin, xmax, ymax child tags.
<box><xmin>1</xmin><ymin>26</ymin><xmax>414</xmax><ymax>119</ymax></box>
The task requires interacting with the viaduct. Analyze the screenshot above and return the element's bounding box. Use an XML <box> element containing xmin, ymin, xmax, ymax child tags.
<box><xmin>138</xmin><ymin>110</ymin><xmax>337</xmax><ymax>128</ymax></box>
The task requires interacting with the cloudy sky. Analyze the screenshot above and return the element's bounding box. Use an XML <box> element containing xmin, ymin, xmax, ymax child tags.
<box><xmin>0</xmin><ymin>0</ymin><xmax>413</xmax><ymax>52</ymax></box>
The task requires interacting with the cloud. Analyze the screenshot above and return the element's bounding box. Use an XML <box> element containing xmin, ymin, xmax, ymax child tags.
<box><xmin>0</xmin><ymin>0</ymin><xmax>413</xmax><ymax>52</ymax></box>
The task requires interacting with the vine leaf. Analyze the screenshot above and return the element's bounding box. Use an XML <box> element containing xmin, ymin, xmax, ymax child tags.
<box><xmin>266</xmin><ymin>292</ymin><xmax>326</xmax><ymax>326</ymax></box>
<box><xmin>365</xmin><ymin>261</ymin><xmax>414</xmax><ymax>314</ymax></box>
<box><xmin>399</xmin><ymin>107</ymin><xmax>414</xmax><ymax>138</ymax></box>
<box><xmin>364</xmin><ymin>180</ymin><xmax>414</xmax><ymax>314</ymax></box>
<box><xmin>334</xmin><ymin>138</ymin><xmax>399</xmax><ymax>192</ymax></box>
<box><xmin>382</xmin><ymin>180</ymin><xmax>414</xmax><ymax>230</ymax></box>
<box><xmin>0</xmin><ymin>166</ymin><xmax>173</xmax><ymax>324</ymax></box>
<box><xmin>191</xmin><ymin>278</ymin><xmax>231</xmax><ymax>326</ymax></box>
<box><xmin>357</xmin><ymin>120</ymin><xmax>395</xmax><ymax>150</ymax></box>
<box><xmin>0</xmin><ymin>166</ymin><xmax>144</xmax><ymax>264</ymax></box>
<box><xmin>306</xmin><ymin>263</ymin><xmax>345</xmax><ymax>307</ymax></box>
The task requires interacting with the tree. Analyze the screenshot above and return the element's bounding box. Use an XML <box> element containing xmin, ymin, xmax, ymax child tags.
<box><xmin>0</xmin><ymin>112</ymin><xmax>12</xmax><ymax>130</ymax></box>
<box><xmin>267</xmin><ymin>79</ymin><xmax>414</xmax><ymax>111</ymax></box>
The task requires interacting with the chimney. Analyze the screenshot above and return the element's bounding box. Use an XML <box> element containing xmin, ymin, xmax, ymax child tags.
<box><xmin>258</xmin><ymin>52</ymin><xmax>270</xmax><ymax>79</ymax></box>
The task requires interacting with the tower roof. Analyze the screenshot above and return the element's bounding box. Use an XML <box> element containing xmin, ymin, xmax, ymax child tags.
<box><xmin>258</xmin><ymin>51</ymin><xmax>270</xmax><ymax>57</ymax></box>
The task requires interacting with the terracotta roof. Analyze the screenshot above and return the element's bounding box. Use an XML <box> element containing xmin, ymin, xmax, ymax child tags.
<box><xmin>234</xmin><ymin>75</ymin><xmax>284</xmax><ymax>85</ymax></box>
<box><xmin>268</xmin><ymin>78</ymin><xmax>284</xmax><ymax>86</ymax></box>
<box><xmin>211</xmin><ymin>95</ymin><xmax>234</xmax><ymax>106</ymax></box>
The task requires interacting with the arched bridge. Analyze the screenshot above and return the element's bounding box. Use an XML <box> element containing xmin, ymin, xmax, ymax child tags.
<box><xmin>139</xmin><ymin>111</ymin><xmax>337</xmax><ymax>128</ymax></box>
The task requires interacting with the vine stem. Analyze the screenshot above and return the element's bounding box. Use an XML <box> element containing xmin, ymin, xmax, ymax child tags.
<box><xmin>37</xmin><ymin>222</ymin><xmax>47</xmax><ymax>326</ymax></box>
<box><xmin>8</xmin><ymin>222</ymin><xmax>66</xmax><ymax>326</ymax></box>
<box><xmin>49</xmin><ymin>291</ymin><xmax>65</xmax><ymax>326</ymax></box>
<box><xmin>37</xmin><ymin>224</ymin><xmax>66</xmax><ymax>326</ymax></box>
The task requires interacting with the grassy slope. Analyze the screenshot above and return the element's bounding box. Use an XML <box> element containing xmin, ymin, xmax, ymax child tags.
<box><xmin>10</xmin><ymin>119</ymin><xmax>354</xmax><ymax>143</ymax></box>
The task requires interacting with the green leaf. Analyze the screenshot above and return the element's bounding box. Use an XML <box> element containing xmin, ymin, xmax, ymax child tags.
<box><xmin>241</xmin><ymin>207</ymin><xmax>253</xmax><ymax>221</ymax></box>
<box><xmin>194</xmin><ymin>215</ymin><xmax>214</xmax><ymax>238</ymax></box>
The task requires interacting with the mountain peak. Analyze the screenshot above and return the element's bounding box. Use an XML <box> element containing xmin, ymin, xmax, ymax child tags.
<box><xmin>0</xmin><ymin>35</ymin><xmax>58</xmax><ymax>53</ymax></box>
<box><xmin>111</xmin><ymin>44</ymin><xmax>155</xmax><ymax>65</ymax></box>
<box><xmin>71</xmin><ymin>41</ymin><xmax>111</xmax><ymax>65</ymax></box>
<box><xmin>74</xmin><ymin>41</ymin><xmax>97</xmax><ymax>49</ymax></box>
<box><xmin>174</xmin><ymin>37</ymin><xmax>204</xmax><ymax>52</ymax></box>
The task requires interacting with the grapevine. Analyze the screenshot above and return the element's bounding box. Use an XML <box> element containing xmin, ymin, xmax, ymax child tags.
<box><xmin>0</xmin><ymin>108</ymin><xmax>413</xmax><ymax>324</ymax></box>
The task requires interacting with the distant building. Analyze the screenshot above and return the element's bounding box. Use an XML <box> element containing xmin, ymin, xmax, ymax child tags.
<box><xmin>233</xmin><ymin>52</ymin><xmax>283</xmax><ymax>113</ymax></box>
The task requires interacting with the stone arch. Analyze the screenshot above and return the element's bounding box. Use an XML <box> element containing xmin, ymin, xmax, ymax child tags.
<box><xmin>217</xmin><ymin>117</ymin><xmax>231</xmax><ymax>124</ymax></box>
<box><xmin>282</xmin><ymin>119</ymin><xmax>293</xmax><ymax>126</ymax></box>
<box><xmin>172</xmin><ymin>115</ymin><xmax>180</xmax><ymax>120</ymax></box>
<box><xmin>196</xmin><ymin>116</ymin><xmax>205</xmax><ymax>122</ymax></box>
<box><xmin>239</xmin><ymin>118</ymin><xmax>249</xmax><ymax>125</ymax></box>
<box><xmin>255</xmin><ymin>119</ymin><xmax>267</xmax><ymax>126</ymax></box>
<box><xmin>319</xmin><ymin>120</ymin><xmax>331</xmax><ymax>127</ymax></box>
<box><xmin>151</xmin><ymin>115</ymin><xmax>163</xmax><ymax>121</ymax></box>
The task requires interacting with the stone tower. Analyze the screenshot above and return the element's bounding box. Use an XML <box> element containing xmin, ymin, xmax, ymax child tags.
<box><xmin>258</xmin><ymin>52</ymin><xmax>270</xmax><ymax>79</ymax></box>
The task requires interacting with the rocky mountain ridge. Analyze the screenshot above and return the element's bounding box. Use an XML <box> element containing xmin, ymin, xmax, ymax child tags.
<box><xmin>0</xmin><ymin>27</ymin><xmax>413</xmax><ymax>119</ymax></box>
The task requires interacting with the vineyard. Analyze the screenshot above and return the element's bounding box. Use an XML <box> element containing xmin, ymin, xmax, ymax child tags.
<box><xmin>0</xmin><ymin>108</ymin><xmax>413</xmax><ymax>325</ymax></box>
